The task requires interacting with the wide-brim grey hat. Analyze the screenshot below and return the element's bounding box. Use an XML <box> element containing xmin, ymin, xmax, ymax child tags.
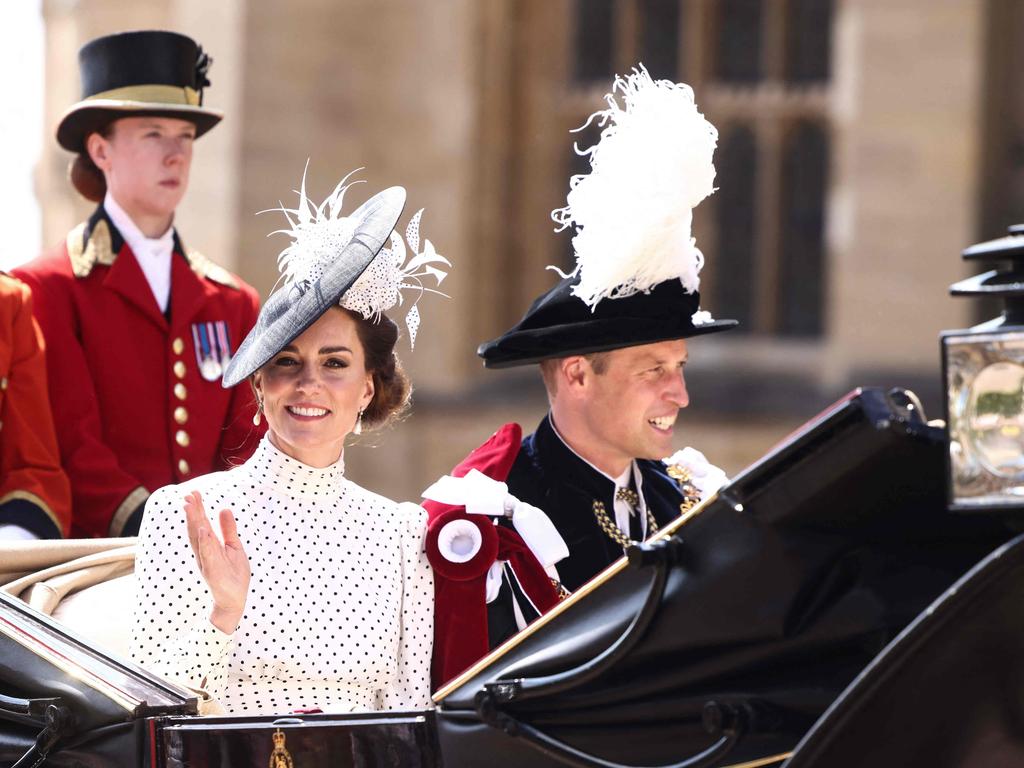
<box><xmin>222</xmin><ymin>186</ymin><xmax>407</xmax><ymax>387</ymax></box>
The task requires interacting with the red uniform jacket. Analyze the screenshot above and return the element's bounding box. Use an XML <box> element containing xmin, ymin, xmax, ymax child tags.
<box><xmin>14</xmin><ymin>206</ymin><xmax>266</xmax><ymax>537</ymax></box>
<box><xmin>0</xmin><ymin>273</ymin><xmax>72</xmax><ymax>537</ymax></box>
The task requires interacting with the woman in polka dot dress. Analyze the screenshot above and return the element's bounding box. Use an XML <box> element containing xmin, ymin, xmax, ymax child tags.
<box><xmin>130</xmin><ymin>179</ymin><xmax>448</xmax><ymax>715</ymax></box>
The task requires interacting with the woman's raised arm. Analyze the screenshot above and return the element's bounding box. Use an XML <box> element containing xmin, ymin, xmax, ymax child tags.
<box><xmin>184</xmin><ymin>491</ymin><xmax>251</xmax><ymax>633</ymax></box>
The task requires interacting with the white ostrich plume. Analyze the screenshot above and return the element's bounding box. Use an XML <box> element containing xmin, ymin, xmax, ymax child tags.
<box><xmin>551</xmin><ymin>65</ymin><xmax>718</xmax><ymax>309</ymax></box>
<box><xmin>266</xmin><ymin>165</ymin><xmax>450</xmax><ymax>348</ymax></box>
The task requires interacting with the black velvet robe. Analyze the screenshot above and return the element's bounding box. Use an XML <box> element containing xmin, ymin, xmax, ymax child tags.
<box><xmin>487</xmin><ymin>414</ymin><xmax>688</xmax><ymax>646</ymax></box>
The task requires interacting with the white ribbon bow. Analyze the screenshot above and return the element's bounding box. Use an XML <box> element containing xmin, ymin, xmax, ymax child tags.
<box><xmin>662</xmin><ymin>447</ymin><xmax>729</xmax><ymax>499</ymax></box>
<box><xmin>422</xmin><ymin>469</ymin><xmax>569</xmax><ymax>568</ymax></box>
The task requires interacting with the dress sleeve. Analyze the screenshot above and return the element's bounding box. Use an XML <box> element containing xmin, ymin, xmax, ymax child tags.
<box><xmin>129</xmin><ymin>485</ymin><xmax>235</xmax><ymax>696</ymax></box>
<box><xmin>379</xmin><ymin>502</ymin><xmax>434</xmax><ymax>710</ymax></box>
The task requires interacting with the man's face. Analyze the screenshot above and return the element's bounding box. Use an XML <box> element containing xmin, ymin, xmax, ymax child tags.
<box><xmin>89</xmin><ymin>116</ymin><xmax>196</xmax><ymax>225</ymax></box>
<box><xmin>574</xmin><ymin>338</ymin><xmax>690</xmax><ymax>473</ymax></box>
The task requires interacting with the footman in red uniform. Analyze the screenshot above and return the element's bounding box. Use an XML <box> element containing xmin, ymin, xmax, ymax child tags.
<box><xmin>15</xmin><ymin>30</ymin><xmax>265</xmax><ymax>537</ymax></box>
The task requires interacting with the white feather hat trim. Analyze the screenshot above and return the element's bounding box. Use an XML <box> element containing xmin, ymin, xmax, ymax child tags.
<box><xmin>268</xmin><ymin>164</ymin><xmax>450</xmax><ymax>347</ymax></box>
<box><xmin>551</xmin><ymin>65</ymin><xmax>718</xmax><ymax>310</ymax></box>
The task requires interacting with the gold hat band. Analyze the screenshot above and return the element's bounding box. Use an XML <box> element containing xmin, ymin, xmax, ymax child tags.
<box><xmin>85</xmin><ymin>84</ymin><xmax>200</xmax><ymax>107</ymax></box>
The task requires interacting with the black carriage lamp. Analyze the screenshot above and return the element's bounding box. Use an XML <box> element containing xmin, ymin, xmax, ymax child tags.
<box><xmin>944</xmin><ymin>223</ymin><xmax>1024</xmax><ymax>510</ymax></box>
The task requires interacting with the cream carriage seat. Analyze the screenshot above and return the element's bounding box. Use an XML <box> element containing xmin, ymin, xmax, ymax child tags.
<box><xmin>1</xmin><ymin>538</ymin><xmax>137</xmax><ymax>657</ymax></box>
<box><xmin>1</xmin><ymin>538</ymin><xmax>224</xmax><ymax>714</ymax></box>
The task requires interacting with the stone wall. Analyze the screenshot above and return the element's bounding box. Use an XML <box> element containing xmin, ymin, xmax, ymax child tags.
<box><xmin>33</xmin><ymin>0</ymin><xmax>995</xmax><ymax>498</ymax></box>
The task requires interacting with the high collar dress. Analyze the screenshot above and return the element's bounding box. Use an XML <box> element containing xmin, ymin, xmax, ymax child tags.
<box><xmin>129</xmin><ymin>435</ymin><xmax>433</xmax><ymax>715</ymax></box>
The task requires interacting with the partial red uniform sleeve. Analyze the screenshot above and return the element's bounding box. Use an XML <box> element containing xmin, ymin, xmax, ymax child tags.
<box><xmin>0</xmin><ymin>276</ymin><xmax>72</xmax><ymax>537</ymax></box>
<box><xmin>13</xmin><ymin>263</ymin><xmax>148</xmax><ymax>537</ymax></box>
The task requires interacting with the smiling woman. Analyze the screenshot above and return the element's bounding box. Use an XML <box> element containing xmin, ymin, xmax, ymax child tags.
<box><xmin>253</xmin><ymin>307</ymin><xmax>410</xmax><ymax>468</ymax></box>
<box><xmin>254</xmin><ymin>310</ymin><xmax>377</xmax><ymax>468</ymax></box>
<box><xmin>128</xmin><ymin>170</ymin><xmax>448</xmax><ymax>715</ymax></box>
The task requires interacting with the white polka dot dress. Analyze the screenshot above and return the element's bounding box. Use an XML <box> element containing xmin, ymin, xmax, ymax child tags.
<box><xmin>129</xmin><ymin>435</ymin><xmax>433</xmax><ymax>715</ymax></box>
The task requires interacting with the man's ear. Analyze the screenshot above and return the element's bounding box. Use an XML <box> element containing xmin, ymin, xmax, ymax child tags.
<box><xmin>561</xmin><ymin>356</ymin><xmax>589</xmax><ymax>395</ymax></box>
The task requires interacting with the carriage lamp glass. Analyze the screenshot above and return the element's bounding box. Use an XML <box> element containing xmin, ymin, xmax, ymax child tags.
<box><xmin>944</xmin><ymin>330</ymin><xmax>1024</xmax><ymax>509</ymax></box>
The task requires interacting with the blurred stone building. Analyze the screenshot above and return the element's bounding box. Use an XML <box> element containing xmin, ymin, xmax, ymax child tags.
<box><xmin>33</xmin><ymin>0</ymin><xmax>1024</xmax><ymax>500</ymax></box>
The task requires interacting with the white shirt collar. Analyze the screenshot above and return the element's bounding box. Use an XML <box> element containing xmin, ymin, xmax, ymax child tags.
<box><xmin>104</xmin><ymin>191</ymin><xmax>175</xmax><ymax>254</ymax></box>
<box><xmin>104</xmin><ymin>192</ymin><xmax>175</xmax><ymax>312</ymax></box>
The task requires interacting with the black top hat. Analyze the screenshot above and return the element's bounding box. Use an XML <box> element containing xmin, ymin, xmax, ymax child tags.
<box><xmin>222</xmin><ymin>187</ymin><xmax>407</xmax><ymax>388</ymax></box>
<box><xmin>56</xmin><ymin>30</ymin><xmax>223</xmax><ymax>153</ymax></box>
<box><xmin>478</xmin><ymin>275</ymin><xmax>737</xmax><ymax>369</ymax></box>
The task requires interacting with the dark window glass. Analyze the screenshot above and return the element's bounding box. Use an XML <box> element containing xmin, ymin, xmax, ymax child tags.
<box><xmin>778</xmin><ymin>121</ymin><xmax>829</xmax><ymax>336</ymax></box>
<box><xmin>639</xmin><ymin>0</ymin><xmax>681</xmax><ymax>80</ymax></box>
<box><xmin>573</xmin><ymin>0</ymin><xmax>616</xmax><ymax>84</ymax></box>
<box><xmin>559</xmin><ymin>118</ymin><xmax>606</xmax><ymax>273</ymax></box>
<box><xmin>784</xmin><ymin>0</ymin><xmax>833</xmax><ymax>83</ymax></box>
<box><xmin>713</xmin><ymin>125</ymin><xmax>758</xmax><ymax>331</ymax></box>
<box><xmin>715</xmin><ymin>0</ymin><xmax>763</xmax><ymax>83</ymax></box>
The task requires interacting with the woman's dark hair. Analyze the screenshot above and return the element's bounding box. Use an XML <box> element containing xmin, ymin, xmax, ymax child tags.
<box><xmin>69</xmin><ymin>123</ymin><xmax>115</xmax><ymax>202</ymax></box>
<box><xmin>344</xmin><ymin>308</ymin><xmax>411</xmax><ymax>430</ymax></box>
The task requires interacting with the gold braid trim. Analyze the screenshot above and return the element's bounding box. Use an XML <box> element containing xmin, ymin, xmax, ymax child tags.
<box><xmin>184</xmin><ymin>248</ymin><xmax>239</xmax><ymax>289</ymax></box>
<box><xmin>86</xmin><ymin>84</ymin><xmax>201</xmax><ymax>107</ymax></box>
<box><xmin>0</xmin><ymin>490</ymin><xmax>64</xmax><ymax>537</ymax></box>
<box><xmin>109</xmin><ymin>486</ymin><xmax>150</xmax><ymax>537</ymax></box>
<box><xmin>67</xmin><ymin>219</ymin><xmax>114</xmax><ymax>278</ymax></box>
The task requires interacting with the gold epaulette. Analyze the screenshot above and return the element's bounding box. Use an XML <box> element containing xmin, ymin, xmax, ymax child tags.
<box><xmin>184</xmin><ymin>248</ymin><xmax>239</xmax><ymax>289</ymax></box>
<box><xmin>67</xmin><ymin>219</ymin><xmax>114</xmax><ymax>278</ymax></box>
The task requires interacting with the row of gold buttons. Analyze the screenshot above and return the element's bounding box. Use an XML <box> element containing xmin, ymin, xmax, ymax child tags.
<box><xmin>172</xmin><ymin>336</ymin><xmax>190</xmax><ymax>476</ymax></box>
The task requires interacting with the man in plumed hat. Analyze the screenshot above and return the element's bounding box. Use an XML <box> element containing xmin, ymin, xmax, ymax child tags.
<box><xmin>14</xmin><ymin>30</ymin><xmax>264</xmax><ymax>538</ymax></box>
<box><xmin>436</xmin><ymin>67</ymin><xmax>736</xmax><ymax>658</ymax></box>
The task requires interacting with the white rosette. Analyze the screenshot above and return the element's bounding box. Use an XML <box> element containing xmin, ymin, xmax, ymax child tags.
<box><xmin>422</xmin><ymin>469</ymin><xmax>569</xmax><ymax>569</ymax></box>
<box><xmin>436</xmin><ymin>518</ymin><xmax>484</xmax><ymax>563</ymax></box>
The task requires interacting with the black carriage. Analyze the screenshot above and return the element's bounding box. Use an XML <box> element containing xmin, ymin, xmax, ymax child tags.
<box><xmin>3</xmin><ymin>383</ymin><xmax>1020</xmax><ymax>768</ymax></box>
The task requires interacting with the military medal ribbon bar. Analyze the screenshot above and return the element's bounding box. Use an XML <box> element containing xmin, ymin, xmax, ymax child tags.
<box><xmin>191</xmin><ymin>321</ymin><xmax>233</xmax><ymax>382</ymax></box>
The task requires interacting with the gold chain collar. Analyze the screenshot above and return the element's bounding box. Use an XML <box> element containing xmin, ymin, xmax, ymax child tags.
<box><xmin>592</xmin><ymin>465</ymin><xmax>700</xmax><ymax>549</ymax></box>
